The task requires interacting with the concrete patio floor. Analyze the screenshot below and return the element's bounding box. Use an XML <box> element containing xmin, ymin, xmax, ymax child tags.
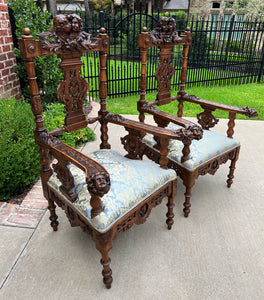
<box><xmin>0</xmin><ymin>115</ymin><xmax>264</xmax><ymax>300</ymax></box>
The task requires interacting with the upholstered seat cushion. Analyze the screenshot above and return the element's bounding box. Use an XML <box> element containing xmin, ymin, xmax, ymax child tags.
<box><xmin>143</xmin><ymin>123</ymin><xmax>240</xmax><ymax>171</ymax></box>
<box><xmin>48</xmin><ymin>149</ymin><xmax>176</xmax><ymax>233</ymax></box>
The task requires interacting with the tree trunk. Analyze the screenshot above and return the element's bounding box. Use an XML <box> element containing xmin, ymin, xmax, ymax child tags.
<box><xmin>36</xmin><ymin>0</ymin><xmax>44</xmax><ymax>11</ymax></box>
<box><xmin>84</xmin><ymin>0</ymin><xmax>90</xmax><ymax>31</ymax></box>
<box><xmin>46</xmin><ymin>0</ymin><xmax>57</xmax><ymax>16</ymax></box>
<box><xmin>111</xmin><ymin>0</ymin><xmax>114</xmax><ymax>15</ymax></box>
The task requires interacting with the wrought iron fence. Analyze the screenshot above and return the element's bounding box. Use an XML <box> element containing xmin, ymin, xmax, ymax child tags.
<box><xmin>13</xmin><ymin>4</ymin><xmax>264</xmax><ymax>99</ymax></box>
<box><xmin>70</xmin><ymin>5</ymin><xmax>264</xmax><ymax>99</ymax></box>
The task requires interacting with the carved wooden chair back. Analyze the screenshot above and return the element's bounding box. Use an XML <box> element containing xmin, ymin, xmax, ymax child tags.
<box><xmin>138</xmin><ymin>16</ymin><xmax>192</xmax><ymax>112</ymax></box>
<box><xmin>137</xmin><ymin>17</ymin><xmax>258</xmax><ymax>217</ymax></box>
<box><xmin>19</xmin><ymin>14</ymin><xmax>178</xmax><ymax>289</ymax></box>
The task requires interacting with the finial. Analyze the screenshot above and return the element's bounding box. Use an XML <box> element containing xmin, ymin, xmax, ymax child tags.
<box><xmin>143</xmin><ymin>27</ymin><xmax>147</xmax><ymax>32</ymax></box>
<box><xmin>186</xmin><ymin>27</ymin><xmax>190</xmax><ymax>32</ymax></box>
<box><xmin>100</xmin><ymin>27</ymin><xmax>106</xmax><ymax>34</ymax></box>
<box><xmin>23</xmin><ymin>28</ymin><xmax>31</xmax><ymax>35</ymax></box>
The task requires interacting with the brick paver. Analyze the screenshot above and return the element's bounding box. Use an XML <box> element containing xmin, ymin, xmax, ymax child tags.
<box><xmin>0</xmin><ymin>180</ymin><xmax>47</xmax><ymax>228</ymax></box>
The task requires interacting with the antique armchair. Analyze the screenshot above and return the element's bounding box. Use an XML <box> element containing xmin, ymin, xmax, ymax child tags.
<box><xmin>137</xmin><ymin>17</ymin><xmax>258</xmax><ymax>218</ymax></box>
<box><xmin>18</xmin><ymin>14</ymin><xmax>205</xmax><ymax>289</ymax></box>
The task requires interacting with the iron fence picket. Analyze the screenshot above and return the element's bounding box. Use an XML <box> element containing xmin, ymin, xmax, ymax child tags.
<box><xmin>10</xmin><ymin>6</ymin><xmax>264</xmax><ymax>99</ymax></box>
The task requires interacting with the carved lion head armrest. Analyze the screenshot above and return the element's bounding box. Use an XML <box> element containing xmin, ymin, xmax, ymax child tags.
<box><xmin>37</xmin><ymin>132</ymin><xmax>111</xmax><ymax>218</ymax></box>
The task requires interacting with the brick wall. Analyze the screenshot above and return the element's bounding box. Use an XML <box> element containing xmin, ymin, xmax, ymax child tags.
<box><xmin>0</xmin><ymin>0</ymin><xmax>21</xmax><ymax>100</ymax></box>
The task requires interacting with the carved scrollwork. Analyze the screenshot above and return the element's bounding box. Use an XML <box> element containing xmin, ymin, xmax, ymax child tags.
<box><xmin>117</xmin><ymin>212</ymin><xmax>137</xmax><ymax>232</ymax></box>
<box><xmin>121</xmin><ymin>129</ymin><xmax>145</xmax><ymax>160</ymax></box>
<box><xmin>155</xmin><ymin>58</ymin><xmax>175</xmax><ymax>91</ymax></box>
<box><xmin>198</xmin><ymin>152</ymin><xmax>232</xmax><ymax>176</ymax></box>
<box><xmin>150</xmin><ymin>17</ymin><xmax>180</xmax><ymax>45</ymax></box>
<box><xmin>57</xmin><ymin>68</ymin><xmax>89</xmax><ymax>119</ymax></box>
<box><xmin>86</xmin><ymin>172</ymin><xmax>111</xmax><ymax>197</ymax></box>
<box><xmin>197</xmin><ymin>108</ymin><xmax>219</xmax><ymax>130</ymax></box>
<box><xmin>106</xmin><ymin>113</ymin><xmax>126</xmax><ymax>123</ymax></box>
<box><xmin>53</xmin><ymin>160</ymin><xmax>77</xmax><ymax>202</ymax></box>
<box><xmin>242</xmin><ymin>106</ymin><xmax>258</xmax><ymax>118</ymax></box>
<box><xmin>37</xmin><ymin>14</ymin><xmax>98</xmax><ymax>52</ymax></box>
<box><xmin>174</xmin><ymin>124</ymin><xmax>203</xmax><ymax>143</ymax></box>
<box><xmin>139</xmin><ymin>203</ymin><xmax>149</xmax><ymax>218</ymax></box>
<box><xmin>141</xmin><ymin>103</ymin><xmax>159</xmax><ymax>113</ymax></box>
<box><xmin>37</xmin><ymin>131</ymin><xmax>62</xmax><ymax>147</ymax></box>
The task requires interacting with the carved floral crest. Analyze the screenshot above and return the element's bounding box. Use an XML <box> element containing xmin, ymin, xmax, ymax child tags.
<box><xmin>150</xmin><ymin>17</ymin><xmax>179</xmax><ymax>45</ymax></box>
<box><xmin>37</xmin><ymin>14</ymin><xmax>97</xmax><ymax>52</ymax></box>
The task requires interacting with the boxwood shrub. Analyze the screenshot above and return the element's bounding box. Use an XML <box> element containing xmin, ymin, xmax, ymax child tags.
<box><xmin>43</xmin><ymin>103</ymin><xmax>96</xmax><ymax>148</ymax></box>
<box><xmin>0</xmin><ymin>99</ymin><xmax>96</xmax><ymax>201</ymax></box>
<box><xmin>0</xmin><ymin>97</ymin><xmax>40</xmax><ymax>200</ymax></box>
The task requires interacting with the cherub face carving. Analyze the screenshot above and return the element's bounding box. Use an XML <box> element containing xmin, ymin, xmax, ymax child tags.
<box><xmin>87</xmin><ymin>172</ymin><xmax>110</xmax><ymax>197</ymax></box>
<box><xmin>53</xmin><ymin>14</ymin><xmax>71</xmax><ymax>34</ymax></box>
<box><xmin>70</xmin><ymin>14</ymin><xmax>82</xmax><ymax>33</ymax></box>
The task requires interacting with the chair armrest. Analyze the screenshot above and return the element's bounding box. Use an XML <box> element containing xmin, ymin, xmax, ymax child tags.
<box><xmin>105</xmin><ymin>113</ymin><xmax>203</xmax><ymax>141</ymax></box>
<box><xmin>179</xmin><ymin>93</ymin><xmax>258</xmax><ymax>117</ymax></box>
<box><xmin>37</xmin><ymin>132</ymin><xmax>110</xmax><ymax>218</ymax></box>
<box><xmin>139</xmin><ymin>102</ymin><xmax>198</xmax><ymax>129</ymax></box>
<box><xmin>105</xmin><ymin>113</ymin><xmax>203</xmax><ymax>166</ymax></box>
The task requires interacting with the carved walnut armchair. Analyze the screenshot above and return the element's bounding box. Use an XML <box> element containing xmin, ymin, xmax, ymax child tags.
<box><xmin>18</xmin><ymin>14</ymin><xmax>203</xmax><ymax>289</ymax></box>
<box><xmin>137</xmin><ymin>17</ymin><xmax>258</xmax><ymax>218</ymax></box>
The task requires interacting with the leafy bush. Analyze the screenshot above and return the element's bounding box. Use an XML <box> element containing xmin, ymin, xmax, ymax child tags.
<box><xmin>0</xmin><ymin>98</ymin><xmax>40</xmax><ymax>200</ymax></box>
<box><xmin>8</xmin><ymin>0</ymin><xmax>61</xmax><ymax>104</ymax></box>
<box><xmin>43</xmin><ymin>103</ymin><xmax>96</xmax><ymax>147</ymax></box>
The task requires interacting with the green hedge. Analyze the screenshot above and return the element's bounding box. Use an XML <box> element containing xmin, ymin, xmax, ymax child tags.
<box><xmin>0</xmin><ymin>99</ymin><xmax>96</xmax><ymax>201</ymax></box>
<box><xmin>0</xmin><ymin>98</ymin><xmax>40</xmax><ymax>200</ymax></box>
<box><xmin>43</xmin><ymin>103</ymin><xmax>96</xmax><ymax>148</ymax></box>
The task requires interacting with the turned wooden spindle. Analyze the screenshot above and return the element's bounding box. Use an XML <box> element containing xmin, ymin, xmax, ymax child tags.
<box><xmin>159</xmin><ymin>137</ymin><xmax>169</xmax><ymax>169</ymax></box>
<box><xmin>227</xmin><ymin>112</ymin><xmax>236</xmax><ymax>138</ymax></box>
<box><xmin>99</xmin><ymin>27</ymin><xmax>111</xmax><ymax>149</ymax></box>
<box><xmin>138</xmin><ymin>27</ymin><xmax>148</xmax><ymax>123</ymax></box>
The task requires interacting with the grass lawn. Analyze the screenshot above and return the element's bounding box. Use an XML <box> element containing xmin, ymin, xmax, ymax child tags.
<box><xmin>105</xmin><ymin>83</ymin><xmax>264</xmax><ymax>120</ymax></box>
<box><xmin>82</xmin><ymin>55</ymin><xmax>251</xmax><ymax>96</ymax></box>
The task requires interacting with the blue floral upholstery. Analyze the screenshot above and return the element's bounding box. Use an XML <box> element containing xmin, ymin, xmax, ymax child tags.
<box><xmin>48</xmin><ymin>149</ymin><xmax>176</xmax><ymax>233</ymax></box>
<box><xmin>143</xmin><ymin>123</ymin><xmax>240</xmax><ymax>171</ymax></box>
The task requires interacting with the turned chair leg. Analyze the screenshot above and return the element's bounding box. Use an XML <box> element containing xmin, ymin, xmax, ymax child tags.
<box><xmin>227</xmin><ymin>158</ymin><xmax>237</xmax><ymax>188</ymax></box>
<box><xmin>227</xmin><ymin>148</ymin><xmax>240</xmax><ymax>188</ymax></box>
<box><xmin>183</xmin><ymin>186</ymin><xmax>192</xmax><ymax>218</ymax></box>
<box><xmin>166</xmin><ymin>181</ymin><xmax>176</xmax><ymax>229</ymax></box>
<box><xmin>47</xmin><ymin>198</ymin><xmax>59</xmax><ymax>231</ymax></box>
<box><xmin>100</xmin><ymin>252</ymin><xmax>113</xmax><ymax>289</ymax></box>
<box><xmin>94</xmin><ymin>231</ymin><xmax>114</xmax><ymax>289</ymax></box>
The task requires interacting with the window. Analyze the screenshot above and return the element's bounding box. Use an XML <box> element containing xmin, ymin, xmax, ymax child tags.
<box><xmin>210</xmin><ymin>14</ymin><xmax>219</xmax><ymax>38</ymax></box>
<box><xmin>233</xmin><ymin>14</ymin><xmax>244</xmax><ymax>40</ymax></box>
<box><xmin>220</xmin><ymin>14</ymin><xmax>232</xmax><ymax>40</ymax></box>
<box><xmin>212</xmin><ymin>2</ymin><xmax>221</xmax><ymax>9</ymax></box>
<box><xmin>225</xmin><ymin>1</ymin><xmax>234</xmax><ymax>9</ymax></box>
